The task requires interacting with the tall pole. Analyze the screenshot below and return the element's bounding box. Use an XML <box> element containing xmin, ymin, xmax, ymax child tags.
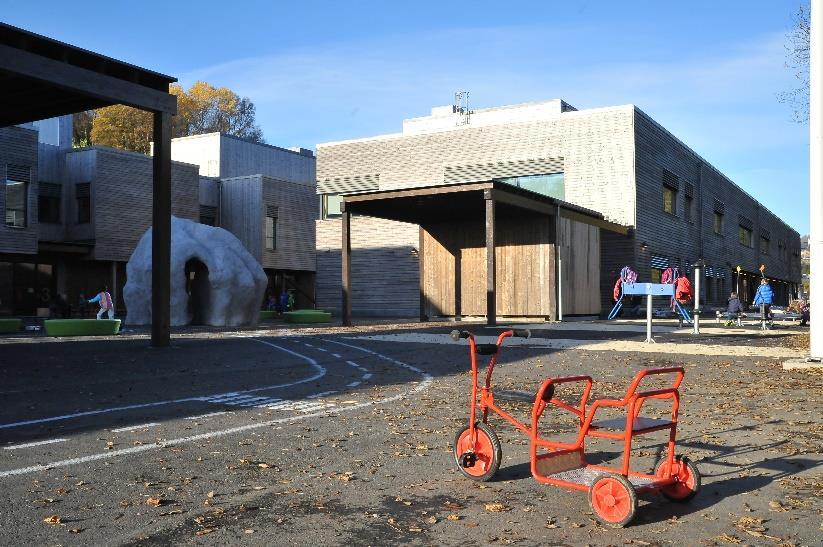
<box><xmin>811</xmin><ymin>0</ymin><xmax>823</xmax><ymax>359</ymax></box>
<box><xmin>151</xmin><ymin>111</ymin><xmax>171</xmax><ymax>348</ymax></box>
<box><xmin>693</xmin><ymin>260</ymin><xmax>702</xmax><ymax>335</ymax></box>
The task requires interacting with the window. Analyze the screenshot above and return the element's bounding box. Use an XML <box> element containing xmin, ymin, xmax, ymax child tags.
<box><xmin>663</xmin><ymin>187</ymin><xmax>676</xmax><ymax>214</ymax></box>
<box><xmin>199</xmin><ymin>205</ymin><xmax>217</xmax><ymax>226</ymax></box>
<box><xmin>5</xmin><ymin>165</ymin><xmax>30</xmax><ymax>227</ymax></box>
<box><xmin>662</xmin><ymin>169</ymin><xmax>679</xmax><ymax>215</ymax></box>
<box><xmin>683</xmin><ymin>182</ymin><xmax>695</xmax><ymax>223</ymax></box>
<box><xmin>760</xmin><ymin>237</ymin><xmax>770</xmax><ymax>255</ymax></box>
<box><xmin>76</xmin><ymin>183</ymin><xmax>90</xmax><ymax>224</ymax></box>
<box><xmin>739</xmin><ymin>225</ymin><xmax>752</xmax><ymax>247</ymax></box>
<box><xmin>496</xmin><ymin>173</ymin><xmax>565</xmax><ymax>200</ymax></box>
<box><xmin>322</xmin><ymin>194</ymin><xmax>343</xmax><ymax>219</ymax></box>
<box><xmin>38</xmin><ymin>182</ymin><xmax>61</xmax><ymax>224</ymax></box>
<box><xmin>265</xmin><ymin>206</ymin><xmax>278</xmax><ymax>250</ymax></box>
<box><xmin>713</xmin><ymin>212</ymin><xmax>723</xmax><ymax>234</ymax></box>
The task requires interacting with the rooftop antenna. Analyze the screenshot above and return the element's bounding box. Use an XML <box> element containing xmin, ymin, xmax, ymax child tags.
<box><xmin>453</xmin><ymin>91</ymin><xmax>472</xmax><ymax>126</ymax></box>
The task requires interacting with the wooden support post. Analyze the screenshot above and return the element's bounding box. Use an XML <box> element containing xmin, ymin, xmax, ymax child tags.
<box><xmin>454</xmin><ymin>246</ymin><xmax>462</xmax><ymax>321</ymax></box>
<box><xmin>418</xmin><ymin>226</ymin><xmax>427</xmax><ymax>322</ymax></box>
<box><xmin>341</xmin><ymin>210</ymin><xmax>352</xmax><ymax>326</ymax></box>
<box><xmin>485</xmin><ymin>198</ymin><xmax>496</xmax><ymax>327</ymax></box>
<box><xmin>151</xmin><ymin>111</ymin><xmax>171</xmax><ymax>348</ymax></box>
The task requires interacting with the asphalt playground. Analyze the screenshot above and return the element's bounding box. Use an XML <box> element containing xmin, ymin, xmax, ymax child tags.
<box><xmin>0</xmin><ymin>320</ymin><xmax>819</xmax><ymax>545</ymax></box>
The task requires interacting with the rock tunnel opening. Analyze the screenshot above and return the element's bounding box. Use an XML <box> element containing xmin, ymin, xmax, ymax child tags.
<box><xmin>185</xmin><ymin>258</ymin><xmax>210</xmax><ymax>325</ymax></box>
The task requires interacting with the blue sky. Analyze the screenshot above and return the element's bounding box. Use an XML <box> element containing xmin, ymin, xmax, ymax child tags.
<box><xmin>4</xmin><ymin>0</ymin><xmax>811</xmax><ymax>233</ymax></box>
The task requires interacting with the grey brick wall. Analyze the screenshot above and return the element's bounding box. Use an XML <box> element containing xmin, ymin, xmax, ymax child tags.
<box><xmin>316</xmin><ymin>217</ymin><xmax>419</xmax><ymax>316</ymax></box>
<box><xmin>318</xmin><ymin>106</ymin><xmax>636</xmax><ymax>226</ymax></box>
<box><xmin>261</xmin><ymin>176</ymin><xmax>317</xmax><ymax>272</ymax></box>
<box><xmin>633</xmin><ymin>109</ymin><xmax>801</xmax><ymax>305</ymax></box>
<box><xmin>91</xmin><ymin>147</ymin><xmax>200</xmax><ymax>262</ymax></box>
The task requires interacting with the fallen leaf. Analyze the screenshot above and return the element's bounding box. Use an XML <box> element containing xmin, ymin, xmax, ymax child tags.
<box><xmin>244</xmin><ymin>529</ymin><xmax>254</xmax><ymax>534</ymax></box>
<box><xmin>447</xmin><ymin>514</ymin><xmax>460</xmax><ymax>521</ymax></box>
<box><xmin>484</xmin><ymin>502</ymin><xmax>508</xmax><ymax>513</ymax></box>
<box><xmin>43</xmin><ymin>515</ymin><xmax>61</xmax><ymax>525</ymax></box>
<box><xmin>207</xmin><ymin>491</ymin><xmax>215</xmax><ymax>498</ymax></box>
<box><xmin>195</xmin><ymin>528</ymin><xmax>216</xmax><ymax>536</ymax></box>
<box><xmin>69</xmin><ymin>528</ymin><xmax>83</xmax><ymax>534</ymax></box>
<box><xmin>426</xmin><ymin>516</ymin><xmax>437</xmax><ymax>524</ymax></box>
<box><xmin>145</xmin><ymin>497</ymin><xmax>164</xmax><ymax>507</ymax></box>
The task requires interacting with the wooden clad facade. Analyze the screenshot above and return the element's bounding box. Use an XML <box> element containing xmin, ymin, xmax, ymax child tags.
<box><xmin>0</xmin><ymin>125</ymin><xmax>39</xmax><ymax>255</ymax></box>
<box><xmin>421</xmin><ymin>218</ymin><xmax>558</xmax><ymax>317</ymax></box>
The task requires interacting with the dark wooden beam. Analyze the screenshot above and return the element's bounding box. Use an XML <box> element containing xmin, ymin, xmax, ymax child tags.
<box><xmin>485</xmin><ymin>197</ymin><xmax>496</xmax><ymax>327</ymax></box>
<box><xmin>418</xmin><ymin>226</ymin><xmax>427</xmax><ymax>322</ymax></box>
<box><xmin>484</xmin><ymin>187</ymin><xmax>556</xmax><ymax>216</ymax></box>
<box><xmin>341</xmin><ymin>211</ymin><xmax>352</xmax><ymax>326</ymax></box>
<box><xmin>151</xmin><ymin>111</ymin><xmax>171</xmax><ymax>347</ymax></box>
<box><xmin>0</xmin><ymin>43</ymin><xmax>177</xmax><ymax>114</ymax></box>
<box><xmin>344</xmin><ymin>182</ymin><xmax>491</xmax><ymax>205</ymax></box>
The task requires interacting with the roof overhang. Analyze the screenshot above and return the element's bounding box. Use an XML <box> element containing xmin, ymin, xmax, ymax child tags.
<box><xmin>0</xmin><ymin>22</ymin><xmax>177</xmax><ymax>127</ymax></box>
<box><xmin>341</xmin><ymin>181</ymin><xmax>629</xmax><ymax>234</ymax></box>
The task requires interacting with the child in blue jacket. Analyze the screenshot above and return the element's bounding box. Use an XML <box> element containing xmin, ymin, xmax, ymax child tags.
<box><xmin>753</xmin><ymin>278</ymin><xmax>774</xmax><ymax>323</ymax></box>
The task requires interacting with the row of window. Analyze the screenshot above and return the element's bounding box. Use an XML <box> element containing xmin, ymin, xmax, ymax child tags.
<box><xmin>4</xmin><ymin>177</ymin><xmax>91</xmax><ymax>228</ymax></box>
<box><xmin>661</xmin><ymin>172</ymin><xmax>794</xmax><ymax>257</ymax></box>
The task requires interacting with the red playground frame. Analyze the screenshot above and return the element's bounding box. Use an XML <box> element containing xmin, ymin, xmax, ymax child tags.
<box><xmin>451</xmin><ymin>329</ymin><xmax>700</xmax><ymax>527</ymax></box>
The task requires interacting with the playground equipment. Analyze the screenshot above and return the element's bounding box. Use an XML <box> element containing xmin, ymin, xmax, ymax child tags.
<box><xmin>609</xmin><ymin>266</ymin><xmax>693</xmax><ymax>342</ymax></box>
<box><xmin>451</xmin><ymin>329</ymin><xmax>701</xmax><ymax>527</ymax></box>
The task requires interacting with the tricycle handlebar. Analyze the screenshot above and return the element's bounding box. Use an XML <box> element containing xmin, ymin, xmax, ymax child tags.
<box><xmin>449</xmin><ymin>329</ymin><xmax>531</xmax><ymax>341</ymax></box>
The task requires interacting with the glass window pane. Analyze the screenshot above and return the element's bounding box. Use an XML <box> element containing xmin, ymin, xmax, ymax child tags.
<box><xmin>5</xmin><ymin>181</ymin><xmax>27</xmax><ymax>227</ymax></box>
<box><xmin>325</xmin><ymin>194</ymin><xmax>343</xmax><ymax>218</ymax></box>
<box><xmin>497</xmin><ymin>174</ymin><xmax>565</xmax><ymax>200</ymax></box>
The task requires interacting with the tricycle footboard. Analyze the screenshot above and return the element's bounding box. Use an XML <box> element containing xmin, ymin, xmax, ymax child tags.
<box><xmin>532</xmin><ymin>448</ymin><xmax>584</xmax><ymax>479</ymax></box>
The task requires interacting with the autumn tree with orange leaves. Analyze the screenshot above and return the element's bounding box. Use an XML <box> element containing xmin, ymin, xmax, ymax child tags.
<box><xmin>81</xmin><ymin>82</ymin><xmax>264</xmax><ymax>153</ymax></box>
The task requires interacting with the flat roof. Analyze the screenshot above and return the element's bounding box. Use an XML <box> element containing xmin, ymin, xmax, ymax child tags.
<box><xmin>0</xmin><ymin>22</ymin><xmax>177</xmax><ymax>127</ymax></box>
<box><xmin>342</xmin><ymin>181</ymin><xmax>628</xmax><ymax>234</ymax></box>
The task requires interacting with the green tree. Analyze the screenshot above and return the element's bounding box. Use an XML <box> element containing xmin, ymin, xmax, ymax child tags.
<box><xmin>89</xmin><ymin>82</ymin><xmax>264</xmax><ymax>153</ymax></box>
<box><xmin>72</xmin><ymin>110</ymin><xmax>96</xmax><ymax>148</ymax></box>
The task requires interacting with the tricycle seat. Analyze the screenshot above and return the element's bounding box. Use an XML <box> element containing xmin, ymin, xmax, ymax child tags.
<box><xmin>589</xmin><ymin>416</ymin><xmax>674</xmax><ymax>433</ymax></box>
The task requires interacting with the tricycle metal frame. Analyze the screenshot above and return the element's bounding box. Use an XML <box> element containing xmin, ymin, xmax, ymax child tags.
<box><xmin>452</xmin><ymin>328</ymin><xmax>700</xmax><ymax>527</ymax></box>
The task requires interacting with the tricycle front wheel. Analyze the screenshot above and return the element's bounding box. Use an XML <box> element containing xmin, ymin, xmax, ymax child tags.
<box><xmin>453</xmin><ymin>422</ymin><xmax>502</xmax><ymax>481</ymax></box>
<box><xmin>654</xmin><ymin>455</ymin><xmax>701</xmax><ymax>502</ymax></box>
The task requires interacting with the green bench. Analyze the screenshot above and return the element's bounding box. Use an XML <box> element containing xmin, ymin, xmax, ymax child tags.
<box><xmin>283</xmin><ymin>310</ymin><xmax>332</xmax><ymax>324</ymax></box>
<box><xmin>0</xmin><ymin>318</ymin><xmax>22</xmax><ymax>334</ymax></box>
<box><xmin>259</xmin><ymin>310</ymin><xmax>278</xmax><ymax>321</ymax></box>
<box><xmin>44</xmin><ymin>319</ymin><xmax>121</xmax><ymax>336</ymax></box>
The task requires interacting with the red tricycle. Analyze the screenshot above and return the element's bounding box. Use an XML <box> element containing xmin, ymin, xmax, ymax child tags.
<box><xmin>450</xmin><ymin>329</ymin><xmax>700</xmax><ymax>527</ymax></box>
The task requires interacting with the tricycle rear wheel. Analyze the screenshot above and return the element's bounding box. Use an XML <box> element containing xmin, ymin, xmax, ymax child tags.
<box><xmin>453</xmin><ymin>422</ymin><xmax>502</xmax><ymax>481</ymax></box>
<box><xmin>588</xmin><ymin>474</ymin><xmax>638</xmax><ymax>528</ymax></box>
<box><xmin>654</xmin><ymin>455</ymin><xmax>701</xmax><ymax>502</ymax></box>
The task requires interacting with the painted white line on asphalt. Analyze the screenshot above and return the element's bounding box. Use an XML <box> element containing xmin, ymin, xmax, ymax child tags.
<box><xmin>0</xmin><ymin>339</ymin><xmax>433</xmax><ymax>478</ymax></box>
<box><xmin>347</xmin><ymin>381</ymin><xmax>361</xmax><ymax>388</ymax></box>
<box><xmin>111</xmin><ymin>423</ymin><xmax>159</xmax><ymax>433</ymax></box>
<box><xmin>331</xmin><ymin>353</ymin><xmax>342</xmax><ymax>358</ymax></box>
<box><xmin>362</xmin><ymin>373</ymin><xmax>373</xmax><ymax>380</ymax></box>
<box><xmin>4</xmin><ymin>439</ymin><xmax>67</xmax><ymax>450</ymax></box>
<box><xmin>307</xmin><ymin>391</ymin><xmax>337</xmax><ymax>399</ymax></box>
<box><xmin>0</xmin><ymin>338</ymin><xmax>326</xmax><ymax>431</ymax></box>
<box><xmin>185</xmin><ymin>411</ymin><xmax>228</xmax><ymax>420</ymax></box>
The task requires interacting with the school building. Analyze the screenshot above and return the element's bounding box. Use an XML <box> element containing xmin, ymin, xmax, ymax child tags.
<box><xmin>0</xmin><ymin>118</ymin><xmax>317</xmax><ymax>318</ymax></box>
<box><xmin>315</xmin><ymin>99</ymin><xmax>802</xmax><ymax>321</ymax></box>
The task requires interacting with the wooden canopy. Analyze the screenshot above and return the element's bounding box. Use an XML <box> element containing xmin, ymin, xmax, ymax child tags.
<box><xmin>0</xmin><ymin>22</ymin><xmax>176</xmax><ymax>346</ymax></box>
<box><xmin>339</xmin><ymin>181</ymin><xmax>627</xmax><ymax>326</ymax></box>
